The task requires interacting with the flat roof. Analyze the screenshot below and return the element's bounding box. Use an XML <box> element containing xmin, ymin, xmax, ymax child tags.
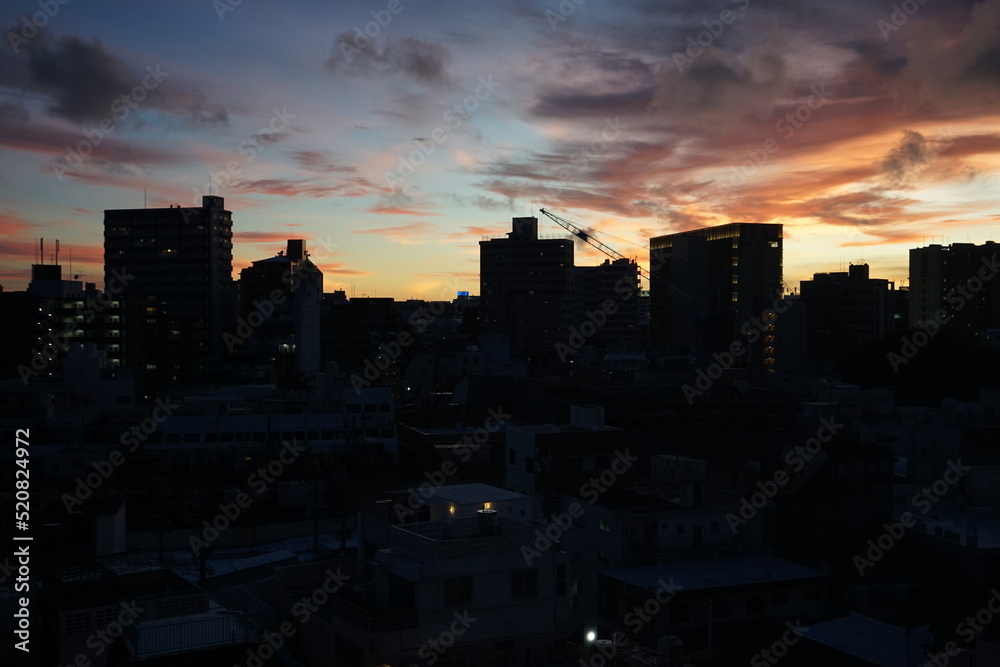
<box><xmin>802</xmin><ymin>612</ymin><xmax>931</xmax><ymax>667</ymax></box>
<box><xmin>432</xmin><ymin>483</ymin><xmax>529</xmax><ymax>505</ymax></box>
<box><xmin>603</xmin><ymin>555</ymin><xmax>827</xmax><ymax>592</ymax></box>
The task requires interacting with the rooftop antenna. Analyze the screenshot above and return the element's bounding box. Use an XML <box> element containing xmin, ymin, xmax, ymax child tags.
<box><xmin>40</xmin><ymin>238</ymin><xmax>44</xmax><ymax>265</ymax></box>
<box><xmin>55</xmin><ymin>239</ymin><xmax>60</xmax><ymax>265</ymax></box>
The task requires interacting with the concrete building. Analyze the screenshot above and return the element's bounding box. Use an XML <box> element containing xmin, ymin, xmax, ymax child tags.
<box><xmin>649</xmin><ymin>223</ymin><xmax>783</xmax><ymax>372</ymax></box>
<box><xmin>0</xmin><ymin>260</ymin><xmax>125</xmax><ymax>381</ymax></box>
<box><xmin>480</xmin><ymin>216</ymin><xmax>575</xmax><ymax>365</ymax></box>
<box><xmin>104</xmin><ymin>195</ymin><xmax>235</xmax><ymax>393</ymax></box>
<box><xmin>909</xmin><ymin>241</ymin><xmax>1000</xmax><ymax>333</ymax></box>
<box><xmin>236</xmin><ymin>239</ymin><xmax>322</xmax><ymax>379</ymax></box>
<box><xmin>799</xmin><ymin>263</ymin><xmax>897</xmax><ymax>364</ymax></box>
<box><xmin>572</xmin><ymin>257</ymin><xmax>642</xmax><ymax>355</ymax></box>
<box><xmin>332</xmin><ymin>511</ymin><xmax>560</xmax><ymax>666</ymax></box>
<box><xmin>596</xmin><ymin>555</ymin><xmax>829</xmax><ymax>657</ymax></box>
<box><xmin>505</xmin><ymin>405</ymin><xmax>632</xmax><ymax>518</ymax></box>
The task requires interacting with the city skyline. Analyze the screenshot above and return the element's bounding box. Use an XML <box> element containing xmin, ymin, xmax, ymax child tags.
<box><xmin>2</xmin><ymin>0</ymin><xmax>999</xmax><ymax>298</ymax></box>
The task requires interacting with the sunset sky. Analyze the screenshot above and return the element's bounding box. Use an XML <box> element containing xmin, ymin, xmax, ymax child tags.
<box><xmin>2</xmin><ymin>0</ymin><xmax>999</xmax><ymax>299</ymax></box>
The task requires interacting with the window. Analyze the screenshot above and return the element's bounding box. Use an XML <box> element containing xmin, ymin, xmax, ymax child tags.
<box><xmin>525</xmin><ymin>456</ymin><xmax>534</xmax><ymax>473</ymax></box>
<box><xmin>712</xmin><ymin>599</ymin><xmax>729</xmax><ymax>619</ymax></box>
<box><xmin>509</xmin><ymin>450</ymin><xmax>516</xmax><ymax>465</ymax></box>
<box><xmin>746</xmin><ymin>595</ymin><xmax>765</xmax><ymax>616</ymax></box>
<box><xmin>443</xmin><ymin>577</ymin><xmax>472</xmax><ymax>605</ymax></box>
<box><xmin>599</xmin><ymin>517</ymin><xmax>611</xmax><ymax>533</ymax></box>
<box><xmin>511</xmin><ymin>570</ymin><xmax>538</xmax><ymax>600</ymax></box>
<box><xmin>804</xmin><ymin>589</ymin><xmax>822</xmax><ymax>602</ymax></box>
<box><xmin>771</xmin><ymin>592</ymin><xmax>788</xmax><ymax>605</ymax></box>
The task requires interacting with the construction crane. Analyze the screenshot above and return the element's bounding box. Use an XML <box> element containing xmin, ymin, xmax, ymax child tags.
<box><xmin>538</xmin><ymin>207</ymin><xmax>695</xmax><ymax>302</ymax></box>
<box><xmin>539</xmin><ymin>208</ymin><xmax>637</xmax><ymax>268</ymax></box>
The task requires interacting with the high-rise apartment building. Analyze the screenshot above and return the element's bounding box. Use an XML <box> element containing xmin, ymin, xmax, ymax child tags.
<box><xmin>479</xmin><ymin>217</ymin><xmax>575</xmax><ymax>365</ymax></box>
<box><xmin>104</xmin><ymin>195</ymin><xmax>234</xmax><ymax>393</ymax></box>
<box><xmin>799</xmin><ymin>263</ymin><xmax>897</xmax><ymax>363</ymax></box>
<box><xmin>236</xmin><ymin>239</ymin><xmax>322</xmax><ymax>378</ymax></box>
<box><xmin>909</xmin><ymin>241</ymin><xmax>1000</xmax><ymax>334</ymax></box>
<box><xmin>649</xmin><ymin>223</ymin><xmax>783</xmax><ymax>368</ymax></box>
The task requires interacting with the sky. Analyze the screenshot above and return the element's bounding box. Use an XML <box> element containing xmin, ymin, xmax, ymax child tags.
<box><xmin>1</xmin><ymin>0</ymin><xmax>999</xmax><ymax>300</ymax></box>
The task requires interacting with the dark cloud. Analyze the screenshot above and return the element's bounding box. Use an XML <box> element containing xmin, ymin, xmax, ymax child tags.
<box><xmin>183</xmin><ymin>90</ymin><xmax>229</xmax><ymax>128</ymax></box>
<box><xmin>0</xmin><ymin>102</ymin><xmax>30</xmax><ymax>123</ymax></box>
<box><xmin>291</xmin><ymin>149</ymin><xmax>357</xmax><ymax>174</ymax></box>
<box><xmin>881</xmin><ymin>130</ymin><xmax>933</xmax><ymax>187</ymax></box>
<box><xmin>530</xmin><ymin>88</ymin><xmax>653</xmax><ymax>119</ymax></box>
<box><xmin>648</xmin><ymin>35</ymin><xmax>791</xmax><ymax>130</ymax></box>
<box><xmin>0</xmin><ymin>32</ymin><xmax>230</xmax><ymax>128</ymax></box>
<box><xmin>25</xmin><ymin>35</ymin><xmax>137</xmax><ymax>123</ymax></box>
<box><xmin>445</xmin><ymin>193</ymin><xmax>517</xmax><ymax>211</ymax></box>
<box><xmin>326</xmin><ymin>35</ymin><xmax>450</xmax><ymax>86</ymax></box>
<box><xmin>894</xmin><ymin>0</ymin><xmax>1000</xmax><ymax>114</ymax></box>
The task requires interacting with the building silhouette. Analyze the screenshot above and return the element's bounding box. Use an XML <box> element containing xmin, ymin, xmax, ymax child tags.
<box><xmin>799</xmin><ymin>263</ymin><xmax>897</xmax><ymax>365</ymax></box>
<box><xmin>0</xmin><ymin>258</ymin><xmax>124</xmax><ymax>381</ymax></box>
<box><xmin>909</xmin><ymin>241</ymin><xmax>1000</xmax><ymax>334</ymax></box>
<box><xmin>104</xmin><ymin>196</ymin><xmax>234</xmax><ymax>394</ymax></box>
<box><xmin>479</xmin><ymin>216</ymin><xmax>575</xmax><ymax>365</ymax></box>
<box><xmin>236</xmin><ymin>239</ymin><xmax>322</xmax><ymax>380</ymax></box>
<box><xmin>649</xmin><ymin>223</ymin><xmax>783</xmax><ymax>370</ymax></box>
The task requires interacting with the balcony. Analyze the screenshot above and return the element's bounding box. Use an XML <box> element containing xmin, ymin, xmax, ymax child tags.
<box><xmin>121</xmin><ymin>587</ymin><xmax>273</xmax><ymax>660</ymax></box>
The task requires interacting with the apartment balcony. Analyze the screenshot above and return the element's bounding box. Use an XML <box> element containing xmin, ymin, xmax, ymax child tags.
<box><xmin>120</xmin><ymin>587</ymin><xmax>273</xmax><ymax>660</ymax></box>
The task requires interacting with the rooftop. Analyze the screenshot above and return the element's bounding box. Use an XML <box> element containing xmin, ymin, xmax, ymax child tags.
<box><xmin>428</xmin><ymin>483</ymin><xmax>529</xmax><ymax>505</ymax></box>
<box><xmin>602</xmin><ymin>555</ymin><xmax>827</xmax><ymax>592</ymax></box>
<box><xmin>802</xmin><ymin>612</ymin><xmax>932</xmax><ymax>667</ymax></box>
